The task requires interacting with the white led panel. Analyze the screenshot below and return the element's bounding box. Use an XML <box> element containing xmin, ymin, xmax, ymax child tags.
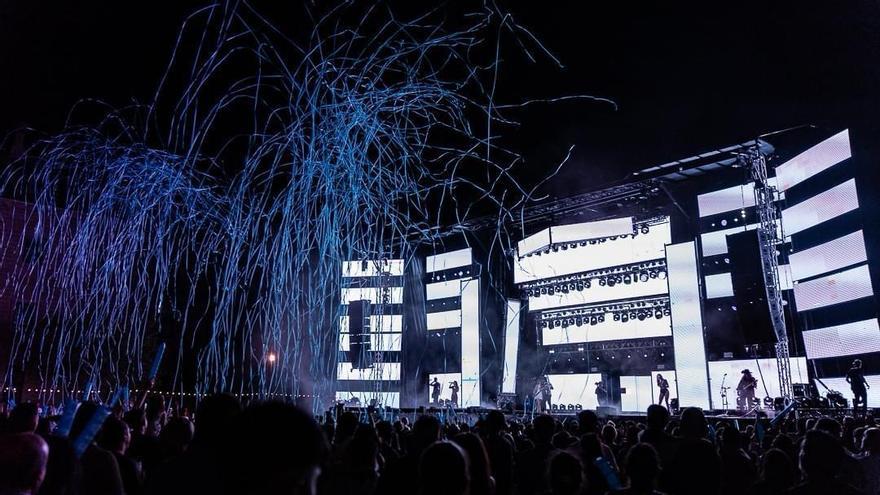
<box><xmin>514</xmin><ymin>221</ymin><xmax>671</xmax><ymax>284</ymax></box>
<box><xmin>698</xmin><ymin>183</ymin><xmax>756</xmax><ymax>218</ymax></box>
<box><xmin>336</xmin><ymin>362</ymin><xmax>401</xmax><ymax>381</ymax></box>
<box><xmin>707</xmin><ymin>358</ymin><xmax>808</xmax><ymax>410</ymax></box>
<box><xmin>427</xmin><ymin>310</ymin><xmax>462</xmax><ymax>330</ymax></box>
<box><xmin>426</xmin><ymin>248</ymin><xmax>472</xmax><ymax>273</ymax></box>
<box><xmin>342</xmin><ymin>259</ymin><xmax>405</xmax><ymax>277</ymax></box>
<box><xmin>704</xmin><ymin>273</ymin><xmax>734</xmax><ymax>299</ymax></box>
<box><xmin>789</xmin><ymin>230</ymin><xmax>867</xmax><ymax>282</ymax></box>
<box><xmin>781</xmin><ymin>179</ymin><xmax>859</xmax><ymax>237</ymax></box>
<box><xmin>502</xmin><ymin>300</ymin><xmax>521</xmax><ymax>395</ymax></box>
<box><xmin>427</xmin><ymin>373</ymin><xmax>463</xmax><ymax>403</ymax></box>
<box><xmin>620</xmin><ymin>375</ymin><xmax>655</xmax><ymax>413</ymax></box>
<box><xmin>803</xmin><ymin>319</ymin><xmax>880</xmax><ymax>360</ymax></box>
<box><xmin>547</xmin><ymin>373</ymin><xmax>603</xmax><ymax>410</ymax></box>
<box><xmin>336</xmin><ymin>391</ymin><xmax>400</xmax><ymax>408</ymax></box>
<box><xmin>460</xmin><ymin>279</ymin><xmax>481</xmax><ymax>407</ymax></box>
<box><xmin>775</xmin><ymin>129</ymin><xmax>851</xmax><ymax>191</ymax></box>
<box><xmin>338</xmin><ymin>333</ymin><xmax>402</xmax><ymax>352</ymax></box>
<box><xmin>426</xmin><ymin>280</ymin><xmax>464</xmax><ymax>300</ymax></box>
<box><xmin>528</xmin><ymin>277</ymin><xmax>669</xmax><ymax>311</ymax></box>
<box><xmin>518</xmin><ymin>228</ymin><xmax>551</xmax><ymax>257</ymax></box>
<box><xmin>822</xmin><ymin>376</ymin><xmax>880</xmax><ymax>407</ymax></box>
<box><xmin>793</xmin><ymin>264</ymin><xmax>873</xmax><ymax>311</ymax></box>
<box><xmin>666</xmin><ymin>242</ymin><xmax>710</xmax><ymax>409</ymax></box>
<box><xmin>542</xmin><ymin>314</ymin><xmax>671</xmax><ymax>345</ymax></box>
<box><xmin>551</xmin><ymin>217</ymin><xmax>634</xmax><ymax>244</ymax></box>
<box><xmin>340</xmin><ymin>287</ymin><xmax>403</xmax><ymax>305</ymax></box>
<box><xmin>339</xmin><ymin>315</ymin><xmax>403</xmax><ymax>333</ymax></box>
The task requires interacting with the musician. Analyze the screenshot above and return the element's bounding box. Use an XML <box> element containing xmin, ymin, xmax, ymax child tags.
<box><xmin>430</xmin><ymin>377</ymin><xmax>441</xmax><ymax>404</ymax></box>
<box><xmin>846</xmin><ymin>359</ymin><xmax>870</xmax><ymax>416</ymax></box>
<box><xmin>656</xmin><ymin>373</ymin><xmax>670</xmax><ymax>409</ymax></box>
<box><xmin>533</xmin><ymin>376</ymin><xmax>553</xmax><ymax>412</ymax></box>
<box><xmin>595</xmin><ymin>381</ymin><xmax>607</xmax><ymax>406</ymax></box>
<box><xmin>449</xmin><ymin>380</ymin><xmax>460</xmax><ymax>407</ymax></box>
<box><xmin>736</xmin><ymin>369</ymin><xmax>758</xmax><ymax>409</ymax></box>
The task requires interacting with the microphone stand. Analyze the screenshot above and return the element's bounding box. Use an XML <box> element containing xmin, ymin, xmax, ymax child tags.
<box><xmin>720</xmin><ymin>373</ymin><xmax>729</xmax><ymax>410</ymax></box>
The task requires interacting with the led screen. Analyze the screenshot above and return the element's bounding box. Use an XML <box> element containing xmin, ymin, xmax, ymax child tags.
<box><xmin>427</xmin><ymin>373</ymin><xmax>463</xmax><ymax>403</ymax></box>
<box><xmin>502</xmin><ymin>300</ymin><xmax>521</xmax><ymax>394</ymax></box>
<box><xmin>426</xmin><ymin>280</ymin><xmax>464</xmax><ymax>300</ymax></box>
<box><xmin>803</xmin><ymin>319</ymin><xmax>880</xmax><ymax>360</ymax></box>
<box><xmin>781</xmin><ymin>178</ymin><xmax>859</xmax><ymax>237</ymax></box>
<box><xmin>460</xmin><ymin>279</ymin><xmax>481</xmax><ymax>407</ymax></box>
<box><xmin>822</xmin><ymin>376</ymin><xmax>880</xmax><ymax>407</ymax></box>
<box><xmin>620</xmin><ymin>375</ymin><xmax>654</xmax><ymax>413</ymax></box>
<box><xmin>426</xmin><ymin>248</ymin><xmax>472</xmax><ymax>273</ymax></box>
<box><xmin>427</xmin><ymin>310</ymin><xmax>461</xmax><ymax>330</ymax></box>
<box><xmin>707</xmin><ymin>358</ymin><xmax>808</xmax><ymax>410</ymax></box>
<box><xmin>792</xmin><ymin>263</ymin><xmax>873</xmax><ymax>311</ymax></box>
<box><xmin>698</xmin><ymin>183</ymin><xmax>756</xmax><ymax>218</ymax></box>
<box><xmin>789</xmin><ymin>230</ymin><xmax>867</xmax><ymax>282</ymax></box>
<box><xmin>775</xmin><ymin>129</ymin><xmax>851</xmax><ymax>191</ymax></box>
<box><xmin>514</xmin><ymin>220</ymin><xmax>671</xmax><ymax>284</ymax></box>
<box><xmin>704</xmin><ymin>273</ymin><xmax>734</xmax><ymax>299</ymax></box>
<box><xmin>546</xmin><ymin>373</ymin><xmax>603</xmax><ymax>410</ymax></box>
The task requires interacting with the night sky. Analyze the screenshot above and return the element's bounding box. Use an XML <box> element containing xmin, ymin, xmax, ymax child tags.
<box><xmin>1</xmin><ymin>1</ymin><xmax>877</xmax><ymax>196</ymax></box>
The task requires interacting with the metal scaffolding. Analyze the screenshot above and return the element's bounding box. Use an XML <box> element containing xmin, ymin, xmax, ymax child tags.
<box><xmin>744</xmin><ymin>145</ymin><xmax>793</xmax><ymax>400</ymax></box>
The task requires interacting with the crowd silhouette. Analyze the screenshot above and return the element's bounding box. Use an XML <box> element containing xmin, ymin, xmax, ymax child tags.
<box><xmin>1</xmin><ymin>396</ymin><xmax>879</xmax><ymax>495</ymax></box>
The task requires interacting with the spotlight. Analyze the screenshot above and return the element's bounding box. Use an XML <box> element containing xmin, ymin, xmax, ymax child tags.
<box><xmin>561</xmin><ymin>285</ymin><xmax>569</xmax><ymax>294</ymax></box>
<box><xmin>575</xmin><ymin>317</ymin><xmax>584</xmax><ymax>327</ymax></box>
<box><xmin>541</xmin><ymin>321</ymin><xmax>549</xmax><ymax>328</ymax></box>
<box><xmin>598</xmin><ymin>278</ymin><xmax>607</xmax><ymax>286</ymax></box>
<box><xmin>540</xmin><ymin>287</ymin><xmax>548</xmax><ymax>295</ymax></box>
<box><xmin>623</xmin><ymin>274</ymin><xmax>631</xmax><ymax>284</ymax></box>
<box><xmin>613</xmin><ymin>313</ymin><xmax>621</xmax><ymax>321</ymax></box>
<box><xmin>548</xmin><ymin>287</ymin><xmax>555</xmax><ymax>296</ymax></box>
<box><xmin>655</xmin><ymin>309</ymin><xmax>664</xmax><ymax>319</ymax></box>
<box><xmin>649</xmin><ymin>269</ymin><xmax>658</xmax><ymax>279</ymax></box>
<box><xmin>585</xmin><ymin>280</ymin><xmax>592</xmax><ymax>289</ymax></box>
<box><xmin>641</xmin><ymin>226</ymin><xmax>649</xmax><ymax>234</ymax></box>
<box><xmin>658</xmin><ymin>270</ymin><xmax>667</xmax><ymax>280</ymax></box>
<box><xmin>664</xmin><ymin>308</ymin><xmax>671</xmax><ymax>316</ymax></box>
<box><xmin>607</xmin><ymin>277</ymin><xmax>616</xmax><ymax>287</ymax></box>
<box><xmin>590</xmin><ymin>316</ymin><xmax>598</xmax><ymax>326</ymax></box>
<box><xmin>621</xmin><ymin>313</ymin><xmax>629</xmax><ymax>323</ymax></box>
<box><xmin>568</xmin><ymin>317</ymin><xmax>576</xmax><ymax>326</ymax></box>
<box><xmin>639</xmin><ymin>272</ymin><xmax>649</xmax><ymax>282</ymax></box>
<box><xmin>630</xmin><ymin>311</ymin><xmax>638</xmax><ymax>320</ymax></box>
<box><xmin>576</xmin><ymin>282</ymin><xmax>584</xmax><ymax>291</ymax></box>
<box><xmin>589</xmin><ymin>240</ymin><xmax>597</xmax><ymax>245</ymax></box>
<box><xmin>597</xmin><ymin>314</ymin><xmax>605</xmax><ymax>323</ymax></box>
<box><xmin>552</xmin><ymin>245</ymin><xmax>559</xmax><ymax>252</ymax></box>
<box><xmin>638</xmin><ymin>312</ymin><xmax>647</xmax><ymax>321</ymax></box>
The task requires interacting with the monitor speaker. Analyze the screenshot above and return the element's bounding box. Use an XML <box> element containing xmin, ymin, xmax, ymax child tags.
<box><xmin>727</xmin><ymin>230</ymin><xmax>777</xmax><ymax>345</ymax></box>
<box><xmin>348</xmin><ymin>299</ymin><xmax>372</xmax><ymax>369</ymax></box>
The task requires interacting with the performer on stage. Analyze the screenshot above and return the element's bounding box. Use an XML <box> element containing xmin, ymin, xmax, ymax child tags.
<box><xmin>846</xmin><ymin>359</ymin><xmax>870</xmax><ymax>416</ymax></box>
<box><xmin>541</xmin><ymin>376</ymin><xmax>553</xmax><ymax>411</ymax></box>
<box><xmin>595</xmin><ymin>381</ymin><xmax>607</xmax><ymax>407</ymax></box>
<box><xmin>736</xmin><ymin>369</ymin><xmax>758</xmax><ymax>409</ymax></box>
<box><xmin>533</xmin><ymin>377</ymin><xmax>546</xmax><ymax>412</ymax></box>
<box><xmin>449</xmin><ymin>380</ymin><xmax>460</xmax><ymax>407</ymax></box>
<box><xmin>430</xmin><ymin>377</ymin><xmax>441</xmax><ymax>404</ymax></box>
<box><xmin>656</xmin><ymin>373</ymin><xmax>670</xmax><ymax>409</ymax></box>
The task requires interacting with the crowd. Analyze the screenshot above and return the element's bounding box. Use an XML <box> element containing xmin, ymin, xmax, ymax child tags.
<box><xmin>1</xmin><ymin>396</ymin><xmax>879</xmax><ymax>495</ymax></box>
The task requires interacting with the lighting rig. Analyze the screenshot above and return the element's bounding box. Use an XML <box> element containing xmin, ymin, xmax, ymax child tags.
<box><xmin>520</xmin><ymin>259</ymin><xmax>668</xmax><ymax>298</ymax></box>
<box><xmin>518</xmin><ymin>217</ymin><xmax>666</xmax><ymax>259</ymax></box>
<box><xmin>538</xmin><ymin>296</ymin><xmax>672</xmax><ymax>329</ymax></box>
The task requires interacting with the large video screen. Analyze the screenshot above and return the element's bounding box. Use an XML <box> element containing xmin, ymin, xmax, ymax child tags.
<box><xmin>707</xmin><ymin>358</ymin><xmax>807</xmax><ymax>410</ymax></box>
<box><xmin>775</xmin><ymin>129</ymin><xmax>851</xmax><ymax>191</ymax></box>
<box><xmin>792</xmin><ymin>263</ymin><xmax>873</xmax><ymax>312</ymax></box>
<box><xmin>788</xmin><ymin>230</ymin><xmax>867</xmax><ymax>282</ymax></box>
<box><xmin>781</xmin><ymin>178</ymin><xmax>859</xmax><ymax>237</ymax></box>
<box><xmin>546</xmin><ymin>373</ymin><xmax>603</xmax><ymax>410</ymax></box>
<box><xmin>803</xmin><ymin>318</ymin><xmax>880</xmax><ymax>360</ymax></box>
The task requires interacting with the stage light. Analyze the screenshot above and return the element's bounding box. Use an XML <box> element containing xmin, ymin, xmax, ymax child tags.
<box><xmin>540</xmin><ymin>287</ymin><xmax>548</xmax><ymax>295</ymax></box>
<box><xmin>638</xmin><ymin>312</ymin><xmax>647</xmax><ymax>321</ymax></box>
<box><xmin>639</xmin><ymin>272</ymin><xmax>649</xmax><ymax>282</ymax></box>
<box><xmin>630</xmin><ymin>311</ymin><xmax>638</xmax><ymax>320</ymax></box>
<box><xmin>643</xmin><ymin>353</ymin><xmax>649</xmax><ymax>358</ymax></box>
<box><xmin>658</xmin><ymin>270</ymin><xmax>667</xmax><ymax>280</ymax></box>
<box><xmin>590</xmin><ymin>316</ymin><xmax>598</xmax><ymax>326</ymax></box>
<box><xmin>597</xmin><ymin>314</ymin><xmax>605</xmax><ymax>323</ymax></box>
<box><xmin>607</xmin><ymin>277</ymin><xmax>616</xmax><ymax>287</ymax></box>
<box><xmin>575</xmin><ymin>317</ymin><xmax>584</xmax><ymax>326</ymax></box>
<box><xmin>641</xmin><ymin>226</ymin><xmax>649</xmax><ymax>234</ymax></box>
<box><xmin>613</xmin><ymin>313</ymin><xmax>621</xmax><ymax>321</ymax></box>
<box><xmin>568</xmin><ymin>317</ymin><xmax>576</xmax><ymax>326</ymax></box>
<box><xmin>548</xmin><ymin>287</ymin><xmax>555</xmax><ymax>296</ymax></box>
<box><xmin>576</xmin><ymin>282</ymin><xmax>584</xmax><ymax>291</ymax></box>
<box><xmin>655</xmin><ymin>309</ymin><xmax>664</xmax><ymax>319</ymax></box>
<box><xmin>664</xmin><ymin>308</ymin><xmax>671</xmax><ymax>316</ymax></box>
<box><xmin>623</xmin><ymin>274</ymin><xmax>631</xmax><ymax>284</ymax></box>
<box><xmin>598</xmin><ymin>278</ymin><xmax>607</xmax><ymax>286</ymax></box>
<box><xmin>561</xmin><ymin>244</ymin><xmax>568</xmax><ymax>250</ymax></box>
<box><xmin>585</xmin><ymin>280</ymin><xmax>591</xmax><ymax>289</ymax></box>
<box><xmin>589</xmin><ymin>240</ymin><xmax>597</xmax><ymax>245</ymax></box>
<box><xmin>561</xmin><ymin>285</ymin><xmax>569</xmax><ymax>294</ymax></box>
<box><xmin>552</xmin><ymin>246</ymin><xmax>559</xmax><ymax>252</ymax></box>
<box><xmin>268</xmin><ymin>352</ymin><xmax>277</xmax><ymax>364</ymax></box>
<box><xmin>621</xmin><ymin>313</ymin><xmax>629</xmax><ymax>323</ymax></box>
<box><xmin>649</xmin><ymin>270</ymin><xmax>658</xmax><ymax>279</ymax></box>
<box><xmin>541</xmin><ymin>321</ymin><xmax>548</xmax><ymax>328</ymax></box>
<box><xmin>627</xmin><ymin>354</ymin><xmax>631</xmax><ymax>359</ymax></box>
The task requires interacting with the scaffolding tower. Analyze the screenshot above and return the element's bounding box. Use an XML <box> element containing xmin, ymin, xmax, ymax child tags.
<box><xmin>744</xmin><ymin>146</ymin><xmax>793</xmax><ymax>401</ymax></box>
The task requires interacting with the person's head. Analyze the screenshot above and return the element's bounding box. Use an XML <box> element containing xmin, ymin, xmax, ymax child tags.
<box><xmin>742</xmin><ymin>369</ymin><xmax>752</xmax><ymax>377</ymax></box>
<box><xmin>552</xmin><ymin>431</ymin><xmax>573</xmax><ymax>449</ymax></box>
<box><xmin>549</xmin><ymin>451</ymin><xmax>582</xmax><ymax>495</ymax></box>
<box><xmin>577</xmin><ymin>410</ymin><xmax>598</xmax><ymax>435</ymax></box>
<box><xmin>0</xmin><ymin>433</ymin><xmax>49</xmax><ymax>494</ymax></box>
<box><xmin>193</xmin><ymin>393</ymin><xmax>241</xmax><ymax>445</ymax></box>
<box><xmin>160</xmin><ymin>416</ymin><xmax>194</xmax><ymax>457</ymax></box>
<box><xmin>97</xmin><ymin>416</ymin><xmax>131</xmax><ymax>454</ymax></box>
<box><xmin>646</xmin><ymin>404</ymin><xmax>670</xmax><ymax>430</ymax></box>
<box><xmin>485</xmin><ymin>410</ymin><xmax>507</xmax><ymax>435</ymax></box>
<box><xmin>579</xmin><ymin>433</ymin><xmax>602</xmax><ymax>459</ymax></box>
<box><xmin>8</xmin><ymin>402</ymin><xmax>39</xmax><ymax>433</ymax></box>
<box><xmin>625</xmin><ymin>443</ymin><xmax>660</xmax><ymax>490</ymax></box>
<box><xmin>123</xmin><ymin>408</ymin><xmax>148</xmax><ymax>436</ymax></box>
<box><xmin>601</xmin><ymin>423</ymin><xmax>617</xmax><ymax>446</ymax></box>
<box><xmin>533</xmin><ymin>414</ymin><xmax>556</xmax><ymax>445</ymax></box>
<box><xmin>419</xmin><ymin>441</ymin><xmax>469</xmax><ymax>495</ymax></box>
<box><xmin>656</xmin><ymin>374</ymin><xmax>663</xmax><ymax>382</ymax></box>
<box><xmin>813</xmin><ymin>417</ymin><xmax>842</xmax><ymax>439</ymax></box>
<box><xmin>721</xmin><ymin>424</ymin><xmax>742</xmax><ymax>450</ymax></box>
<box><xmin>760</xmin><ymin>448</ymin><xmax>795</xmax><ymax>488</ymax></box>
<box><xmin>679</xmin><ymin>407</ymin><xmax>708</xmax><ymax>439</ymax></box>
<box><xmin>227</xmin><ymin>402</ymin><xmax>328</xmax><ymax>495</ymax></box>
<box><xmin>336</xmin><ymin>411</ymin><xmax>359</xmax><ymax>442</ymax></box>
<box><xmin>853</xmin><ymin>359</ymin><xmax>863</xmax><ymax>369</ymax></box>
<box><xmin>799</xmin><ymin>429</ymin><xmax>844</xmax><ymax>481</ymax></box>
<box><xmin>452</xmin><ymin>433</ymin><xmax>492</xmax><ymax>494</ymax></box>
<box><xmin>862</xmin><ymin>428</ymin><xmax>880</xmax><ymax>455</ymax></box>
<box><xmin>432</xmin><ymin>377</ymin><xmax>438</xmax><ymax>383</ymax></box>
<box><xmin>412</xmin><ymin>414</ymin><xmax>442</xmax><ymax>453</ymax></box>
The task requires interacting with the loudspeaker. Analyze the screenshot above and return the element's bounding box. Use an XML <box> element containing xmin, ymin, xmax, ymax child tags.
<box><xmin>727</xmin><ymin>230</ymin><xmax>776</xmax><ymax>345</ymax></box>
<box><xmin>348</xmin><ymin>299</ymin><xmax>372</xmax><ymax>369</ymax></box>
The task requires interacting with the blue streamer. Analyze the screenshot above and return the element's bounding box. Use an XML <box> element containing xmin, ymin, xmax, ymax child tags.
<box><xmin>148</xmin><ymin>342</ymin><xmax>166</xmax><ymax>381</ymax></box>
<box><xmin>54</xmin><ymin>399</ymin><xmax>79</xmax><ymax>438</ymax></box>
<box><xmin>72</xmin><ymin>406</ymin><xmax>112</xmax><ymax>457</ymax></box>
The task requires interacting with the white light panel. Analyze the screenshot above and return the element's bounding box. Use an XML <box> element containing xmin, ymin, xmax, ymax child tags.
<box><xmin>793</xmin><ymin>263</ymin><xmax>873</xmax><ymax>311</ymax></box>
<box><xmin>340</xmin><ymin>287</ymin><xmax>404</xmax><ymax>305</ymax></box>
<box><xmin>707</xmin><ymin>358</ymin><xmax>808</xmax><ymax>410</ymax></box>
<box><xmin>775</xmin><ymin>129</ymin><xmax>851</xmax><ymax>191</ymax></box>
<box><xmin>551</xmin><ymin>217</ymin><xmax>634</xmax><ymax>244</ymax></box>
<box><xmin>336</xmin><ymin>391</ymin><xmax>400</xmax><ymax>408</ymax></box>
<box><xmin>502</xmin><ymin>300</ymin><xmax>521</xmax><ymax>395</ymax></box>
<box><xmin>342</xmin><ymin>259</ymin><xmax>405</xmax><ymax>277</ymax></box>
<box><xmin>336</xmin><ymin>362</ymin><xmax>401</xmax><ymax>381</ymax></box>
<box><xmin>789</xmin><ymin>230</ymin><xmax>867</xmax><ymax>282</ymax></box>
<box><xmin>518</xmin><ymin>228</ymin><xmax>552</xmax><ymax>257</ymax></box>
<box><xmin>698</xmin><ymin>183</ymin><xmax>756</xmax><ymax>218</ymax></box>
<box><xmin>426</xmin><ymin>280</ymin><xmax>464</xmax><ymax>300</ymax></box>
<box><xmin>547</xmin><ymin>373</ymin><xmax>603</xmax><ymax>410</ymax></box>
<box><xmin>460</xmin><ymin>279</ymin><xmax>481</xmax><ymax>407</ymax></box>
<box><xmin>822</xmin><ymin>375</ymin><xmax>880</xmax><ymax>407</ymax></box>
<box><xmin>704</xmin><ymin>273</ymin><xmax>734</xmax><ymax>299</ymax></box>
<box><xmin>700</xmin><ymin>223</ymin><xmax>755</xmax><ymax>257</ymax></box>
<box><xmin>514</xmin><ymin>220</ymin><xmax>671</xmax><ymax>284</ymax></box>
<box><xmin>620</xmin><ymin>375</ymin><xmax>654</xmax><ymax>413</ymax></box>
<box><xmin>338</xmin><ymin>333</ymin><xmax>402</xmax><ymax>352</ymax></box>
<box><xmin>426</xmin><ymin>310</ymin><xmax>462</xmax><ymax>330</ymax></box>
<box><xmin>781</xmin><ymin>178</ymin><xmax>859</xmax><ymax>237</ymax></box>
<box><xmin>803</xmin><ymin>319</ymin><xmax>880</xmax><ymax>360</ymax></box>
<box><xmin>426</xmin><ymin>248</ymin><xmax>473</xmax><ymax>273</ymax></box>
<box><xmin>666</xmin><ymin>241</ymin><xmax>710</xmax><ymax>409</ymax></box>
<box><xmin>427</xmin><ymin>373</ymin><xmax>463</xmax><ymax>403</ymax></box>
<box><xmin>542</xmin><ymin>314</ymin><xmax>671</xmax><ymax>345</ymax></box>
<box><xmin>339</xmin><ymin>315</ymin><xmax>403</xmax><ymax>333</ymax></box>
<box><xmin>528</xmin><ymin>277</ymin><xmax>669</xmax><ymax>311</ymax></box>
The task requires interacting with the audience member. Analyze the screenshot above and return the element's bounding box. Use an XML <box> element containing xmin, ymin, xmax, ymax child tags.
<box><xmin>418</xmin><ymin>441</ymin><xmax>469</xmax><ymax>495</ymax></box>
<box><xmin>0</xmin><ymin>433</ymin><xmax>49</xmax><ymax>495</ymax></box>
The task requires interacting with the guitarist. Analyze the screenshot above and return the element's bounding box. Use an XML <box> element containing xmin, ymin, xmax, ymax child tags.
<box><xmin>736</xmin><ymin>369</ymin><xmax>758</xmax><ymax>409</ymax></box>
